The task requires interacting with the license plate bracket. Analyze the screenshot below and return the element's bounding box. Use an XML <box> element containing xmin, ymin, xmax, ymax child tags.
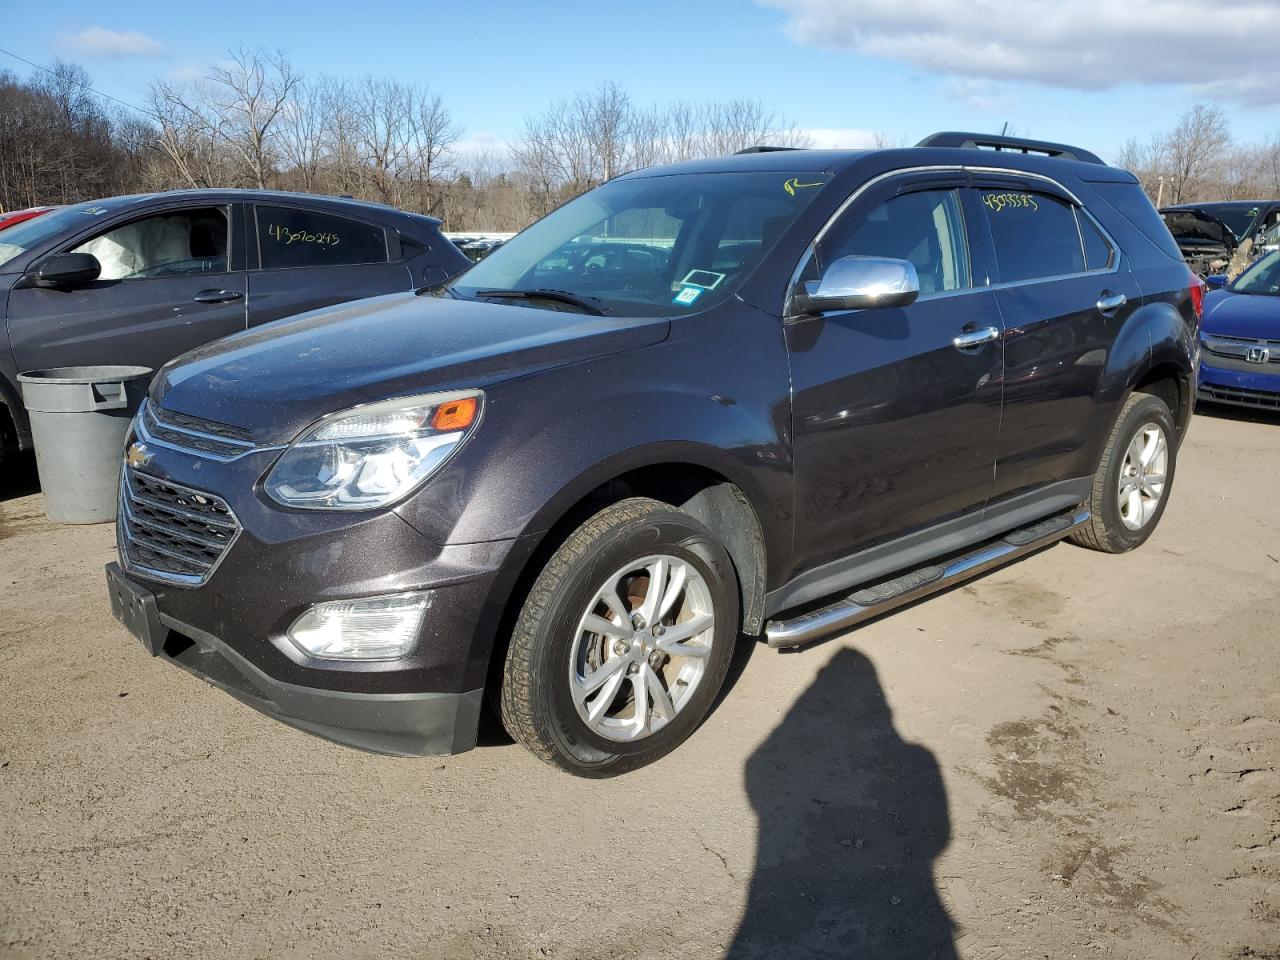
<box><xmin>106</xmin><ymin>563</ymin><xmax>168</xmax><ymax>656</ymax></box>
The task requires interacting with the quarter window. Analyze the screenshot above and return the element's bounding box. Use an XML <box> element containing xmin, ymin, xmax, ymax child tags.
<box><xmin>256</xmin><ymin>206</ymin><xmax>387</xmax><ymax>269</ymax></box>
<box><xmin>822</xmin><ymin>189</ymin><xmax>971</xmax><ymax>297</ymax></box>
<box><xmin>982</xmin><ymin>190</ymin><xmax>1085</xmax><ymax>282</ymax></box>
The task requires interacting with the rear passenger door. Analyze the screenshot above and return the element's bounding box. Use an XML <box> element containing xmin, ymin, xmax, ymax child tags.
<box><xmin>972</xmin><ymin>175</ymin><xmax>1142</xmax><ymax>501</ymax></box>
<box><xmin>247</xmin><ymin>204</ymin><xmax>413</xmax><ymax>327</ymax></box>
<box><xmin>786</xmin><ymin>176</ymin><xmax>1004</xmax><ymax>574</ymax></box>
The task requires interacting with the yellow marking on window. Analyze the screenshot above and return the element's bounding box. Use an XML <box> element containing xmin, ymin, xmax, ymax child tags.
<box><xmin>267</xmin><ymin>224</ymin><xmax>341</xmax><ymax>246</ymax></box>
<box><xmin>983</xmin><ymin>192</ymin><xmax>1039</xmax><ymax>213</ymax></box>
<box><xmin>783</xmin><ymin>178</ymin><xmax>824</xmax><ymax>196</ymax></box>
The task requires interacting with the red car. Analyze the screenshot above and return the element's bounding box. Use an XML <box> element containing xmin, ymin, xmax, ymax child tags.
<box><xmin>0</xmin><ymin>206</ymin><xmax>56</xmax><ymax>231</ymax></box>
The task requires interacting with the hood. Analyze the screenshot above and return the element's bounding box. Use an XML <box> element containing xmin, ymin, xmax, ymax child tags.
<box><xmin>1160</xmin><ymin>209</ymin><xmax>1237</xmax><ymax>250</ymax></box>
<box><xmin>1201</xmin><ymin>288</ymin><xmax>1280</xmax><ymax>340</ymax></box>
<box><xmin>154</xmin><ymin>292</ymin><xmax>670</xmax><ymax>443</ymax></box>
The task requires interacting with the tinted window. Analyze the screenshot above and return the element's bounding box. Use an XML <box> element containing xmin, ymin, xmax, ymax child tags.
<box><xmin>1090</xmin><ymin>182</ymin><xmax>1184</xmax><ymax>262</ymax></box>
<box><xmin>983</xmin><ymin>191</ymin><xmax>1083</xmax><ymax>282</ymax></box>
<box><xmin>823</xmin><ymin>188</ymin><xmax>971</xmax><ymax>296</ymax></box>
<box><xmin>71</xmin><ymin>207</ymin><xmax>229</xmax><ymax>280</ymax></box>
<box><xmin>1079</xmin><ymin>212</ymin><xmax>1114</xmax><ymax>271</ymax></box>
<box><xmin>257</xmin><ymin>206</ymin><xmax>387</xmax><ymax>269</ymax></box>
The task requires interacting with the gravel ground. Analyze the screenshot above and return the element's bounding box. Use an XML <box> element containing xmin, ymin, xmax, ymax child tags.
<box><xmin>1</xmin><ymin>406</ymin><xmax>1277</xmax><ymax>960</ymax></box>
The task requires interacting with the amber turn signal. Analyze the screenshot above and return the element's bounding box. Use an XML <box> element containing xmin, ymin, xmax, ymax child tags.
<box><xmin>431</xmin><ymin>396</ymin><xmax>478</xmax><ymax>431</ymax></box>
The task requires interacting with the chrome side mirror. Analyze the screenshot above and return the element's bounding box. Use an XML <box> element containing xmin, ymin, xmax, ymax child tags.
<box><xmin>793</xmin><ymin>255</ymin><xmax>920</xmax><ymax>314</ymax></box>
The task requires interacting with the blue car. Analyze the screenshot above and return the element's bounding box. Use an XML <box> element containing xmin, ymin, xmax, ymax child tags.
<box><xmin>1199</xmin><ymin>250</ymin><xmax>1280</xmax><ymax>411</ymax></box>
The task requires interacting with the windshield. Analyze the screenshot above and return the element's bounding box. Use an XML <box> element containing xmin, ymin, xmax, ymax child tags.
<box><xmin>448</xmin><ymin>171</ymin><xmax>831</xmax><ymax>316</ymax></box>
<box><xmin>1192</xmin><ymin>203</ymin><xmax>1262</xmax><ymax>242</ymax></box>
<box><xmin>0</xmin><ymin>201</ymin><xmax>120</xmax><ymax>271</ymax></box>
<box><xmin>1230</xmin><ymin>249</ymin><xmax>1280</xmax><ymax>295</ymax></box>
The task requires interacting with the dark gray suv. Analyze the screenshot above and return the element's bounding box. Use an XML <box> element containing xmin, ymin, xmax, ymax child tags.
<box><xmin>105</xmin><ymin>133</ymin><xmax>1201</xmax><ymax>777</ymax></box>
<box><xmin>0</xmin><ymin>190</ymin><xmax>468</xmax><ymax>463</ymax></box>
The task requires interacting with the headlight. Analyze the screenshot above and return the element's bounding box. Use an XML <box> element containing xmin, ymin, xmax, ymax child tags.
<box><xmin>265</xmin><ymin>390</ymin><xmax>482</xmax><ymax>510</ymax></box>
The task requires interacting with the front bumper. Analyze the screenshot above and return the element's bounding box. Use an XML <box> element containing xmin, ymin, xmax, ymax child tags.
<box><xmin>1198</xmin><ymin>356</ymin><xmax>1280</xmax><ymax>411</ymax></box>
<box><xmin>108</xmin><ymin>435</ymin><xmax>535</xmax><ymax>756</ymax></box>
<box><xmin>108</xmin><ymin>562</ymin><xmax>482</xmax><ymax>755</ymax></box>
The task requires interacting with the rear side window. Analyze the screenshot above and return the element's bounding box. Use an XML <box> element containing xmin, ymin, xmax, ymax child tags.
<box><xmin>256</xmin><ymin>206</ymin><xmax>387</xmax><ymax>269</ymax></box>
<box><xmin>1079</xmin><ymin>212</ymin><xmax>1114</xmax><ymax>271</ymax></box>
<box><xmin>822</xmin><ymin>188</ymin><xmax>971</xmax><ymax>296</ymax></box>
<box><xmin>982</xmin><ymin>191</ymin><xmax>1084</xmax><ymax>283</ymax></box>
<box><xmin>1088</xmin><ymin>181</ymin><xmax>1184</xmax><ymax>262</ymax></box>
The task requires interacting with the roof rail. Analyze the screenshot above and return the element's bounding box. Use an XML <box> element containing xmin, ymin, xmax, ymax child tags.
<box><xmin>915</xmin><ymin>131</ymin><xmax>1105</xmax><ymax>166</ymax></box>
<box><xmin>734</xmin><ymin>145</ymin><xmax>803</xmax><ymax>155</ymax></box>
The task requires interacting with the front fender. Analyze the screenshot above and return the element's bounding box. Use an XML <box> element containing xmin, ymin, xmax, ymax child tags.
<box><xmin>394</xmin><ymin>311</ymin><xmax>795</xmax><ymax>570</ymax></box>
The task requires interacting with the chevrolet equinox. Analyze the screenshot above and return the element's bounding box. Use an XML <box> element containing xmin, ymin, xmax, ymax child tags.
<box><xmin>106</xmin><ymin>132</ymin><xmax>1201</xmax><ymax>777</ymax></box>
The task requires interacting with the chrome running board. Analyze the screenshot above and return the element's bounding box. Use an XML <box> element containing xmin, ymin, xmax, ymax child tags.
<box><xmin>764</xmin><ymin>508</ymin><xmax>1090</xmax><ymax>649</ymax></box>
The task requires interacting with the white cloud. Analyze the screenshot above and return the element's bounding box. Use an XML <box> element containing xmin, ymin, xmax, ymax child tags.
<box><xmin>59</xmin><ymin>27</ymin><xmax>163</xmax><ymax>59</ymax></box>
<box><xmin>944</xmin><ymin>78</ymin><xmax>1012</xmax><ymax>114</ymax></box>
<box><xmin>760</xmin><ymin>0</ymin><xmax>1280</xmax><ymax>104</ymax></box>
<box><xmin>453</xmin><ymin>131</ymin><xmax>511</xmax><ymax>164</ymax></box>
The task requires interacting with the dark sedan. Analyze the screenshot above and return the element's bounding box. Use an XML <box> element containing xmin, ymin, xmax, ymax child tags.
<box><xmin>0</xmin><ymin>189</ymin><xmax>469</xmax><ymax>462</ymax></box>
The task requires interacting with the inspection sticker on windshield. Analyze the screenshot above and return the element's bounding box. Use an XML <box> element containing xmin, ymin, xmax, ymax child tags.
<box><xmin>679</xmin><ymin>269</ymin><xmax>725</xmax><ymax>290</ymax></box>
<box><xmin>673</xmin><ymin>286</ymin><xmax>704</xmax><ymax>306</ymax></box>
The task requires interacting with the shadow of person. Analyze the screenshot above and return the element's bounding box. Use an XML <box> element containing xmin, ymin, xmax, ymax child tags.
<box><xmin>726</xmin><ymin>647</ymin><xmax>956</xmax><ymax>960</ymax></box>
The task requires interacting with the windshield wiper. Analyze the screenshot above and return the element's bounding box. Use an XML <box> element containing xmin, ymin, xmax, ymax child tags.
<box><xmin>416</xmin><ymin>281</ymin><xmax>458</xmax><ymax>297</ymax></box>
<box><xmin>475</xmin><ymin>288</ymin><xmax>608</xmax><ymax>316</ymax></box>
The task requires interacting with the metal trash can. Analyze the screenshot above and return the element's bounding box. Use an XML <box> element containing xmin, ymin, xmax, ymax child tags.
<box><xmin>17</xmin><ymin>366</ymin><xmax>152</xmax><ymax>524</ymax></box>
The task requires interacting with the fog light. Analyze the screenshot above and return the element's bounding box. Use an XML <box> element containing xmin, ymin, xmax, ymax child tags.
<box><xmin>287</xmin><ymin>592</ymin><xmax>430</xmax><ymax>660</ymax></box>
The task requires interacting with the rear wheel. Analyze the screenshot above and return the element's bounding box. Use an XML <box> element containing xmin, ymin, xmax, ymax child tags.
<box><xmin>500</xmin><ymin>498</ymin><xmax>739</xmax><ymax>777</ymax></box>
<box><xmin>1070</xmin><ymin>392</ymin><xmax>1177</xmax><ymax>553</ymax></box>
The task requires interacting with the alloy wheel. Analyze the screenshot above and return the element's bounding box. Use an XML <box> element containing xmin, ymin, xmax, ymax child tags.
<box><xmin>568</xmin><ymin>554</ymin><xmax>715</xmax><ymax>742</ymax></box>
<box><xmin>1117</xmin><ymin>421</ymin><xmax>1168</xmax><ymax>531</ymax></box>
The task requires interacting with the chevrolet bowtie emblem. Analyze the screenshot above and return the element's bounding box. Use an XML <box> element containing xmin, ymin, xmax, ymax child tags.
<box><xmin>125</xmin><ymin>442</ymin><xmax>152</xmax><ymax>469</ymax></box>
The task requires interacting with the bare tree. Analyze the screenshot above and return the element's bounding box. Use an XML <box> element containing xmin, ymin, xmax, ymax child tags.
<box><xmin>278</xmin><ymin>77</ymin><xmax>326</xmax><ymax>193</ymax></box>
<box><xmin>509</xmin><ymin>89</ymin><xmax>810</xmax><ymax>218</ymax></box>
<box><xmin>403</xmin><ymin>87</ymin><xmax>460</xmax><ymax>216</ymax></box>
<box><xmin>205</xmin><ymin>47</ymin><xmax>300</xmax><ymax>189</ymax></box>
<box><xmin>1163</xmin><ymin>104</ymin><xmax>1231</xmax><ymax>204</ymax></box>
<box><xmin>148</xmin><ymin>78</ymin><xmax>225</xmax><ymax>189</ymax></box>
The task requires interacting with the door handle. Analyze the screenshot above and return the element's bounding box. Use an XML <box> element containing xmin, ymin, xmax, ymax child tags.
<box><xmin>953</xmin><ymin>326</ymin><xmax>1000</xmax><ymax>351</ymax></box>
<box><xmin>1096</xmin><ymin>292</ymin><xmax>1127</xmax><ymax>316</ymax></box>
<box><xmin>193</xmin><ymin>289</ymin><xmax>244</xmax><ymax>304</ymax></box>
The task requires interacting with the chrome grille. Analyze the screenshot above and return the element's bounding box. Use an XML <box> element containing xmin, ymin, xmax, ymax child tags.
<box><xmin>137</xmin><ymin>401</ymin><xmax>258</xmax><ymax>461</ymax></box>
<box><xmin>119</xmin><ymin>469</ymin><xmax>241</xmax><ymax>585</ymax></box>
<box><xmin>1202</xmin><ymin>334</ymin><xmax>1280</xmax><ymax>365</ymax></box>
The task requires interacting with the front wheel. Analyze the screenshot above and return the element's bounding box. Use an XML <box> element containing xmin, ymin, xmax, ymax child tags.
<box><xmin>500</xmin><ymin>498</ymin><xmax>739</xmax><ymax>777</ymax></box>
<box><xmin>1069</xmin><ymin>392</ymin><xmax>1178</xmax><ymax>553</ymax></box>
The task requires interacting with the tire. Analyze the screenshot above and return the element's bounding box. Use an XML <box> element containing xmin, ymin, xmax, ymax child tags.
<box><xmin>501</xmin><ymin>497</ymin><xmax>740</xmax><ymax>777</ymax></box>
<box><xmin>1069</xmin><ymin>391</ymin><xmax>1178</xmax><ymax>553</ymax></box>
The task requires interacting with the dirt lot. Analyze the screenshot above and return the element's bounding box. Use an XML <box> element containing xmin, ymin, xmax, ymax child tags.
<box><xmin>1</xmin><ymin>407</ymin><xmax>1277</xmax><ymax>960</ymax></box>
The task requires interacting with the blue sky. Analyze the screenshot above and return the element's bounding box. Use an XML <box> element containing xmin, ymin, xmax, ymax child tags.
<box><xmin>3</xmin><ymin>0</ymin><xmax>1278</xmax><ymax>164</ymax></box>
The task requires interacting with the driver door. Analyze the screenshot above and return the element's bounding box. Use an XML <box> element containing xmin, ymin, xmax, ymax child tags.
<box><xmin>7</xmin><ymin>203</ymin><xmax>248</xmax><ymax>375</ymax></box>
<box><xmin>786</xmin><ymin>177</ymin><xmax>1004</xmax><ymax>576</ymax></box>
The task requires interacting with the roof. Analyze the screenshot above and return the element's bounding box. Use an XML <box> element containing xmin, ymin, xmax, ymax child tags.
<box><xmin>624</xmin><ymin>144</ymin><xmax>1134</xmax><ymax>183</ymax></box>
<box><xmin>65</xmin><ymin>188</ymin><xmax>433</xmax><ymax>222</ymax></box>
<box><xmin>1165</xmin><ymin>200</ymin><xmax>1280</xmax><ymax>209</ymax></box>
